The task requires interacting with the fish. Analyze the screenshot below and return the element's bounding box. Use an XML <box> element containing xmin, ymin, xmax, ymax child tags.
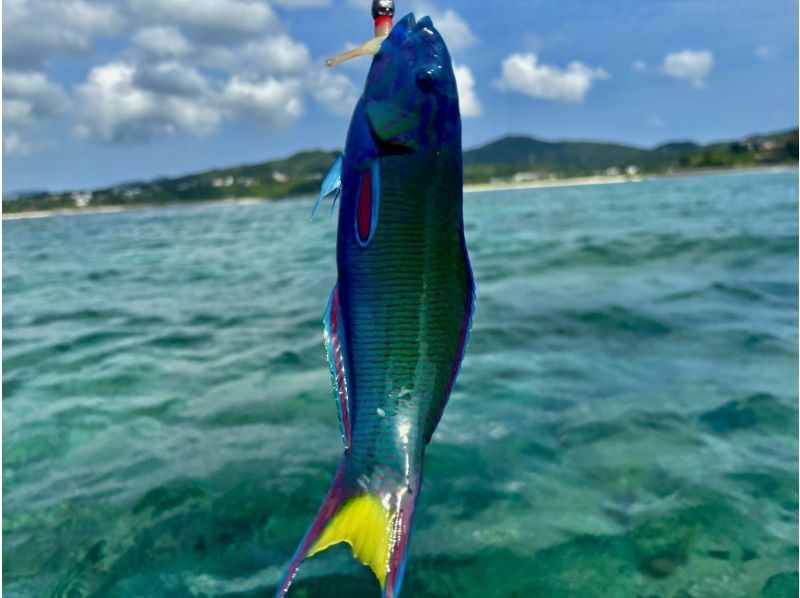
<box><xmin>277</xmin><ymin>13</ymin><xmax>474</xmax><ymax>598</ymax></box>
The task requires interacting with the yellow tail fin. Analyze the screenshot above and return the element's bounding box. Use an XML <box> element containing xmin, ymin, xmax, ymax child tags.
<box><xmin>276</xmin><ymin>458</ymin><xmax>419</xmax><ymax>598</ymax></box>
<box><xmin>308</xmin><ymin>493</ymin><xmax>395</xmax><ymax>588</ymax></box>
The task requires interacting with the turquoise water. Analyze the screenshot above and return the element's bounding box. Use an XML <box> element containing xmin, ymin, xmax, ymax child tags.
<box><xmin>4</xmin><ymin>170</ymin><xmax>798</xmax><ymax>597</ymax></box>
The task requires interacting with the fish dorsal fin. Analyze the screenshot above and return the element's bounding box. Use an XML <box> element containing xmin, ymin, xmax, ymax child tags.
<box><xmin>312</xmin><ymin>155</ymin><xmax>343</xmax><ymax>218</ymax></box>
<box><xmin>324</xmin><ymin>284</ymin><xmax>352</xmax><ymax>449</ymax></box>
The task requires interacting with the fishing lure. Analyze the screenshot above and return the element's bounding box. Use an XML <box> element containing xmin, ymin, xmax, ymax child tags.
<box><xmin>278</xmin><ymin>8</ymin><xmax>474</xmax><ymax>598</ymax></box>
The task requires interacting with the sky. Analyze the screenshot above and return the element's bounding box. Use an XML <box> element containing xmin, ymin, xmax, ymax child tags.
<box><xmin>3</xmin><ymin>0</ymin><xmax>798</xmax><ymax>193</ymax></box>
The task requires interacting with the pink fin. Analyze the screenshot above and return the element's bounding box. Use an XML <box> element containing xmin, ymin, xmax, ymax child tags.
<box><xmin>382</xmin><ymin>490</ymin><xmax>419</xmax><ymax>598</ymax></box>
<box><xmin>324</xmin><ymin>284</ymin><xmax>352</xmax><ymax>449</ymax></box>
<box><xmin>275</xmin><ymin>460</ymin><xmax>348</xmax><ymax>597</ymax></box>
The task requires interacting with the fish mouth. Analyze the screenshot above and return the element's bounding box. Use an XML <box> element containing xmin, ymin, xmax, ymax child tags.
<box><xmin>363</xmin><ymin>12</ymin><xmax>448</xmax><ymax>151</ymax></box>
<box><xmin>395</xmin><ymin>13</ymin><xmax>437</xmax><ymax>37</ymax></box>
<box><xmin>413</xmin><ymin>16</ymin><xmax>434</xmax><ymax>33</ymax></box>
<box><xmin>397</xmin><ymin>12</ymin><xmax>416</xmax><ymax>32</ymax></box>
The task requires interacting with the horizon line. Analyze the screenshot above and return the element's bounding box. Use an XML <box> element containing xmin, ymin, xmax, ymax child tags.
<box><xmin>4</xmin><ymin>124</ymin><xmax>797</xmax><ymax>197</ymax></box>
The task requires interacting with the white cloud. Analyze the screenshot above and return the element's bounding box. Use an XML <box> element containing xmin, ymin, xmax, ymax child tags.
<box><xmin>221</xmin><ymin>77</ymin><xmax>305</xmax><ymax>128</ymax></box>
<box><xmin>632</xmin><ymin>59</ymin><xmax>648</xmax><ymax>72</ymax></box>
<box><xmin>755</xmin><ymin>45</ymin><xmax>777</xmax><ymax>59</ymax></box>
<box><xmin>74</xmin><ymin>62</ymin><xmax>221</xmax><ymax>143</ymax></box>
<box><xmin>454</xmin><ymin>64</ymin><xmax>481</xmax><ymax>117</ymax></box>
<box><xmin>243</xmin><ymin>35</ymin><xmax>312</xmax><ymax>76</ymax></box>
<box><xmin>6</xmin><ymin>0</ymin><xmax>358</xmax><ymax>151</ymax></box>
<box><xmin>127</xmin><ymin>0</ymin><xmax>279</xmax><ymax>42</ymax></box>
<box><xmin>4</xmin><ymin>131</ymin><xmax>33</xmax><ymax>156</ymax></box>
<box><xmin>495</xmin><ymin>53</ymin><xmax>609</xmax><ymax>103</ymax></box>
<box><xmin>4</xmin><ymin>71</ymin><xmax>70</xmax><ymax>123</ymax></box>
<box><xmin>132</xmin><ymin>62</ymin><xmax>210</xmax><ymax>96</ymax></box>
<box><xmin>309</xmin><ymin>70</ymin><xmax>359</xmax><ymax>115</ymax></box>
<box><xmin>73</xmin><ymin>55</ymin><xmax>345</xmax><ymax>143</ymax></box>
<box><xmin>195</xmin><ymin>47</ymin><xmax>241</xmax><ymax>72</ymax></box>
<box><xmin>647</xmin><ymin>115</ymin><xmax>665</xmax><ymax>127</ymax></box>
<box><xmin>5</xmin><ymin>99</ymin><xmax>33</xmax><ymax>125</ymax></box>
<box><xmin>132</xmin><ymin>26</ymin><xmax>192</xmax><ymax>59</ymax></box>
<box><xmin>662</xmin><ymin>49</ymin><xmax>713</xmax><ymax>88</ymax></box>
<box><xmin>4</xmin><ymin>0</ymin><xmax>120</xmax><ymax>68</ymax></box>
<box><xmin>3</xmin><ymin>70</ymin><xmax>70</xmax><ymax>154</ymax></box>
<box><xmin>412</xmin><ymin>2</ymin><xmax>477</xmax><ymax>50</ymax></box>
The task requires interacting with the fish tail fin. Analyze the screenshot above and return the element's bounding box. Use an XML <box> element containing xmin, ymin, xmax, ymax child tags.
<box><xmin>382</xmin><ymin>483</ymin><xmax>418</xmax><ymax>598</ymax></box>
<box><xmin>276</xmin><ymin>457</ymin><xmax>420</xmax><ymax>598</ymax></box>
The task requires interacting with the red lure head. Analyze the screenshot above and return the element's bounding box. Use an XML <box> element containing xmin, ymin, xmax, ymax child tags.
<box><xmin>372</xmin><ymin>0</ymin><xmax>394</xmax><ymax>37</ymax></box>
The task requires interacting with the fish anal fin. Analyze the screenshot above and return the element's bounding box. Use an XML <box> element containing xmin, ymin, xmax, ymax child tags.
<box><xmin>324</xmin><ymin>284</ymin><xmax>352</xmax><ymax>449</ymax></box>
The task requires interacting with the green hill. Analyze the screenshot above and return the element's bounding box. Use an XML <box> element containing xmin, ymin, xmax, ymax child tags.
<box><xmin>464</xmin><ymin>136</ymin><xmax>651</xmax><ymax>168</ymax></box>
<box><xmin>654</xmin><ymin>141</ymin><xmax>704</xmax><ymax>155</ymax></box>
<box><xmin>4</xmin><ymin>128</ymin><xmax>797</xmax><ymax>214</ymax></box>
<box><xmin>460</xmin><ymin>128</ymin><xmax>797</xmax><ymax>183</ymax></box>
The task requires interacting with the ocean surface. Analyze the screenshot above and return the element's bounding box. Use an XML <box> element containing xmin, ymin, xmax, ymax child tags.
<box><xmin>4</xmin><ymin>170</ymin><xmax>798</xmax><ymax>597</ymax></box>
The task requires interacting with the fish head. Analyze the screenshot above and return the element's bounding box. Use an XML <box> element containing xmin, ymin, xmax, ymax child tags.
<box><xmin>364</xmin><ymin>13</ymin><xmax>460</xmax><ymax>151</ymax></box>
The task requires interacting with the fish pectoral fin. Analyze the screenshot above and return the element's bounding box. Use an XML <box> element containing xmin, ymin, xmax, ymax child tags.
<box><xmin>324</xmin><ymin>284</ymin><xmax>353</xmax><ymax>449</ymax></box>
<box><xmin>312</xmin><ymin>155</ymin><xmax>343</xmax><ymax>219</ymax></box>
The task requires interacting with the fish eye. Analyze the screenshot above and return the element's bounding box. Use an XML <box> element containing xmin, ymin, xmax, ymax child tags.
<box><xmin>416</xmin><ymin>69</ymin><xmax>437</xmax><ymax>93</ymax></box>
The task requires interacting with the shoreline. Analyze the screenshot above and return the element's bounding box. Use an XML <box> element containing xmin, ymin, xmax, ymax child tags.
<box><xmin>1</xmin><ymin>197</ymin><xmax>269</xmax><ymax>221</ymax></box>
<box><xmin>464</xmin><ymin>164</ymin><xmax>796</xmax><ymax>194</ymax></box>
<box><xmin>4</xmin><ymin>165</ymin><xmax>795</xmax><ymax>221</ymax></box>
<box><xmin>464</xmin><ymin>174</ymin><xmax>633</xmax><ymax>194</ymax></box>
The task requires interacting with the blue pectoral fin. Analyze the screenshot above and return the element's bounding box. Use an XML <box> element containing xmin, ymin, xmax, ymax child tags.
<box><xmin>312</xmin><ymin>155</ymin><xmax>343</xmax><ymax>219</ymax></box>
<box><xmin>324</xmin><ymin>284</ymin><xmax>353</xmax><ymax>449</ymax></box>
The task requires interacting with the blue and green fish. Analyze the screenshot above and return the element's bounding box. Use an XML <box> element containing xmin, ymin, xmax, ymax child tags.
<box><xmin>277</xmin><ymin>13</ymin><xmax>474</xmax><ymax>597</ymax></box>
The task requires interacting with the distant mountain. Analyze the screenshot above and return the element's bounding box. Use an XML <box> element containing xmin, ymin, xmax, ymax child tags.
<box><xmin>653</xmin><ymin>141</ymin><xmax>703</xmax><ymax>156</ymax></box>
<box><xmin>459</xmin><ymin>128</ymin><xmax>797</xmax><ymax>182</ymax></box>
<box><xmin>4</xmin><ymin>128</ymin><xmax>797</xmax><ymax>214</ymax></box>
<box><xmin>463</xmin><ymin>129</ymin><xmax>796</xmax><ymax>166</ymax></box>
<box><xmin>3</xmin><ymin>150</ymin><xmax>341</xmax><ymax>214</ymax></box>
<box><xmin>464</xmin><ymin>136</ymin><xmax>651</xmax><ymax>169</ymax></box>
